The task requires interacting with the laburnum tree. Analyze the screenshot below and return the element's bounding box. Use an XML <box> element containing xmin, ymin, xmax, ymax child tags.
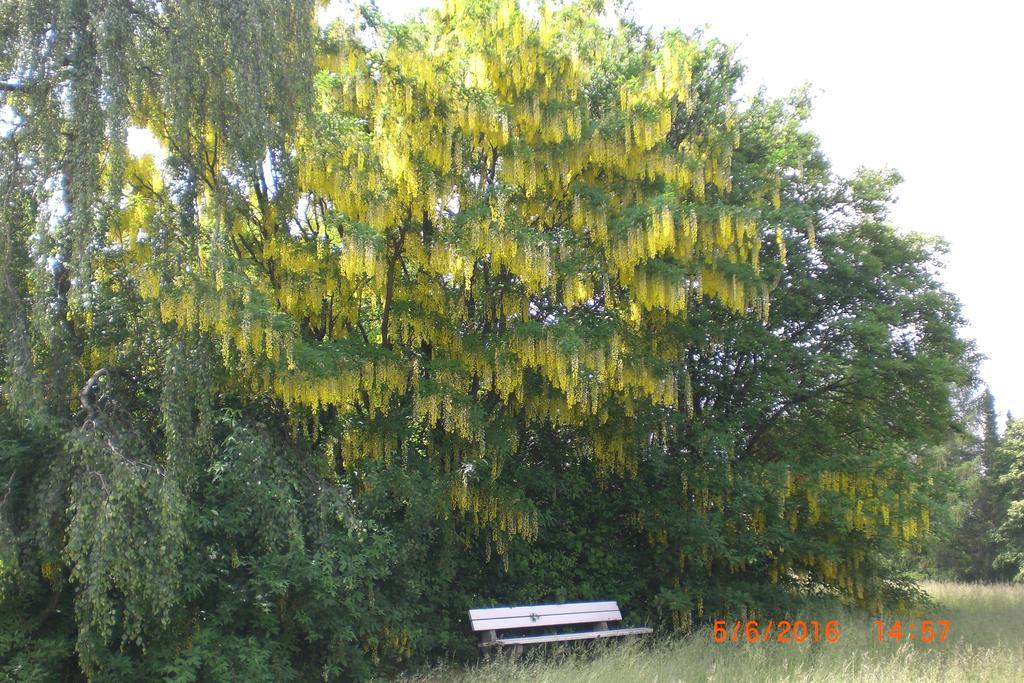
<box><xmin>1</xmin><ymin>0</ymin><xmax>973</xmax><ymax>679</ymax></box>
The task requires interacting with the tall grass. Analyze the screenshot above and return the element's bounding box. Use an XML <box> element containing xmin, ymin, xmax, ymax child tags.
<box><xmin>405</xmin><ymin>582</ymin><xmax>1024</xmax><ymax>682</ymax></box>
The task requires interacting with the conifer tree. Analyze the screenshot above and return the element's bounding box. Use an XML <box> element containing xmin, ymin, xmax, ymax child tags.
<box><xmin>996</xmin><ymin>420</ymin><xmax>1024</xmax><ymax>580</ymax></box>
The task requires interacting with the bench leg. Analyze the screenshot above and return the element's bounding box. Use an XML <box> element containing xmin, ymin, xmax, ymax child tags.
<box><xmin>478</xmin><ymin>630</ymin><xmax>498</xmax><ymax>660</ymax></box>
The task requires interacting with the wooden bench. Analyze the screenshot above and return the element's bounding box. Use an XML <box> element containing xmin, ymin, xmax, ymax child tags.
<box><xmin>468</xmin><ymin>600</ymin><xmax>652</xmax><ymax>651</ymax></box>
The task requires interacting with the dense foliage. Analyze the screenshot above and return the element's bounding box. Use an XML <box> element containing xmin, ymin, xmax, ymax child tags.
<box><xmin>1</xmin><ymin>0</ymin><xmax>978</xmax><ymax>679</ymax></box>
<box><xmin>913</xmin><ymin>390</ymin><xmax>1017</xmax><ymax>582</ymax></box>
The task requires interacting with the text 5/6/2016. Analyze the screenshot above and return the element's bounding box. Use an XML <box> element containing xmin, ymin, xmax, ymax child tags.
<box><xmin>711</xmin><ymin>620</ymin><xmax>841</xmax><ymax>644</ymax></box>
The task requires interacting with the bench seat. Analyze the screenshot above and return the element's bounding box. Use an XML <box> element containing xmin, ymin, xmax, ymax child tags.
<box><xmin>483</xmin><ymin>626</ymin><xmax>653</xmax><ymax>647</ymax></box>
<box><xmin>469</xmin><ymin>600</ymin><xmax>652</xmax><ymax>650</ymax></box>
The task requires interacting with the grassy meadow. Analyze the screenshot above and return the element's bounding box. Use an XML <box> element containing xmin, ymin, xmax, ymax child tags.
<box><xmin>407</xmin><ymin>582</ymin><xmax>1024</xmax><ymax>682</ymax></box>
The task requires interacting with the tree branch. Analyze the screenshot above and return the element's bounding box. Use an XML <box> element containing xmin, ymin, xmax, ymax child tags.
<box><xmin>744</xmin><ymin>377</ymin><xmax>854</xmax><ymax>458</ymax></box>
<box><xmin>380</xmin><ymin>223</ymin><xmax>407</xmax><ymax>349</ymax></box>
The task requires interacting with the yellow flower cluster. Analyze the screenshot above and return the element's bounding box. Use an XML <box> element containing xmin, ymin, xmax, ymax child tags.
<box><xmin>274</xmin><ymin>357</ymin><xmax>410</xmax><ymax>414</ymax></box>
<box><xmin>593</xmin><ymin>430</ymin><xmax>638</xmax><ymax>475</ymax></box>
<box><xmin>628</xmin><ymin>267</ymin><xmax>690</xmax><ymax>315</ymax></box>
<box><xmin>450</xmin><ymin>478</ymin><xmax>538</xmax><ymax>541</ymax></box>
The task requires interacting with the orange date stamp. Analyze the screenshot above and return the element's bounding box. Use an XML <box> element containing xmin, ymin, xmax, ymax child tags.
<box><xmin>711</xmin><ymin>619</ymin><xmax>952</xmax><ymax>644</ymax></box>
<box><xmin>712</xmin><ymin>619</ymin><xmax>841</xmax><ymax>643</ymax></box>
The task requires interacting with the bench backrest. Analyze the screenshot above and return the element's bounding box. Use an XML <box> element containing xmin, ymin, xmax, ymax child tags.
<box><xmin>468</xmin><ymin>601</ymin><xmax>622</xmax><ymax>633</ymax></box>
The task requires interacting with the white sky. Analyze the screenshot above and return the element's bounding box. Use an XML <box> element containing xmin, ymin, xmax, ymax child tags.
<box><xmin>359</xmin><ymin>0</ymin><xmax>1022</xmax><ymax>423</ymax></box>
